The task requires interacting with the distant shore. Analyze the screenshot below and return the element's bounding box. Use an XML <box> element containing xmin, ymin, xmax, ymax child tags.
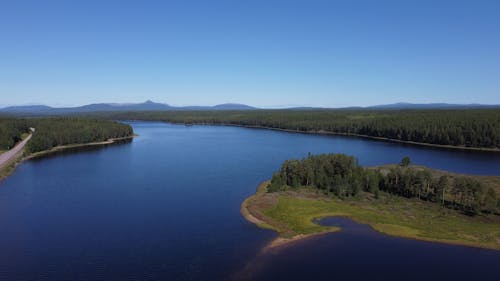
<box><xmin>241</xmin><ymin>180</ymin><xmax>500</xmax><ymax>251</ymax></box>
<box><xmin>0</xmin><ymin>135</ymin><xmax>135</xmax><ymax>183</ymax></box>
<box><xmin>176</xmin><ymin>122</ymin><xmax>500</xmax><ymax>153</ymax></box>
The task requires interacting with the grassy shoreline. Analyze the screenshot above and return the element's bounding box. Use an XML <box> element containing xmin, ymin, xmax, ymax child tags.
<box><xmin>0</xmin><ymin>151</ymin><xmax>25</xmax><ymax>184</ymax></box>
<box><xmin>240</xmin><ymin>181</ymin><xmax>341</xmax><ymax>250</ymax></box>
<box><xmin>242</xmin><ymin>181</ymin><xmax>500</xmax><ymax>251</ymax></box>
<box><xmin>0</xmin><ymin>135</ymin><xmax>135</xmax><ymax>183</ymax></box>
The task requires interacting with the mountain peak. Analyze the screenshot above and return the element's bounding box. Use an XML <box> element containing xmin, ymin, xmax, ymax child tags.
<box><xmin>0</xmin><ymin>101</ymin><xmax>256</xmax><ymax>115</ymax></box>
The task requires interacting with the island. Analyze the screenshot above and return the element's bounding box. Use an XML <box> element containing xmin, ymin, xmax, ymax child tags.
<box><xmin>242</xmin><ymin>154</ymin><xmax>500</xmax><ymax>250</ymax></box>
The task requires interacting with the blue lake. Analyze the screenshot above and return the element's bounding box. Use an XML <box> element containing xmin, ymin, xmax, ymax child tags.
<box><xmin>0</xmin><ymin>122</ymin><xmax>498</xmax><ymax>280</ymax></box>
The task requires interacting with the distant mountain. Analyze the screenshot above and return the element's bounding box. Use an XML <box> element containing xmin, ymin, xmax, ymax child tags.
<box><xmin>368</xmin><ymin>102</ymin><xmax>500</xmax><ymax>109</ymax></box>
<box><xmin>0</xmin><ymin>105</ymin><xmax>54</xmax><ymax>114</ymax></box>
<box><xmin>75</xmin><ymin>100</ymin><xmax>173</xmax><ymax>112</ymax></box>
<box><xmin>181</xmin><ymin>103</ymin><xmax>255</xmax><ymax>111</ymax></box>
<box><xmin>0</xmin><ymin>100</ymin><xmax>256</xmax><ymax>115</ymax></box>
<box><xmin>1</xmin><ymin>101</ymin><xmax>498</xmax><ymax>116</ymax></box>
<box><xmin>279</xmin><ymin>103</ymin><xmax>499</xmax><ymax>110</ymax></box>
<box><xmin>211</xmin><ymin>103</ymin><xmax>255</xmax><ymax>110</ymax></box>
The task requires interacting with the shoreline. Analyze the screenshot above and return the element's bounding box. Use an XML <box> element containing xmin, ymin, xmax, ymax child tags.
<box><xmin>172</xmin><ymin>122</ymin><xmax>500</xmax><ymax>153</ymax></box>
<box><xmin>0</xmin><ymin>132</ymin><xmax>33</xmax><ymax>170</ymax></box>
<box><xmin>24</xmin><ymin>135</ymin><xmax>136</xmax><ymax>160</ymax></box>
<box><xmin>0</xmin><ymin>135</ymin><xmax>136</xmax><ymax>183</ymax></box>
<box><xmin>240</xmin><ymin>181</ymin><xmax>340</xmax><ymax>251</ymax></box>
<box><xmin>241</xmin><ymin>181</ymin><xmax>500</xmax><ymax>251</ymax></box>
<box><xmin>263</xmin><ymin>229</ymin><xmax>339</xmax><ymax>250</ymax></box>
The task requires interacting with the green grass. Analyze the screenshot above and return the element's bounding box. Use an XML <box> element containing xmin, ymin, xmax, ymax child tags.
<box><xmin>0</xmin><ymin>160</ymin><xmax>20</xmax><ymax>182</ymax></box>
<box><xmin>262</xmin><ymin>191</ymin><xmax>500</xmax><ymax>249</ymax></box>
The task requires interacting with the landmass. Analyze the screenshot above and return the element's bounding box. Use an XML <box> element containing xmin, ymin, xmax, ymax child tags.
<box><xmin>96</xmin><ymin>109</ymin><xmax>500</xmax><ymax>151</ymax></box>
<box><xmin>242</xmin><ymin>155</ymin><xmax>500</xmax><ymax>251</ymax></box>
<box><xmin>0</xmin><ymin>117</ymin><xmax>134</xmax><ymax>182</ymax></box>
<box><xmin>0</xmin><ymin>128</ymin><xmax>33</xmax><ymax>169</ymax></box>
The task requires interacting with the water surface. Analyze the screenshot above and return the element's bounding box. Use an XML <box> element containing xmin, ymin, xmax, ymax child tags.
<box><xmin>244</xmin><ymin>217</ymin><xmax>500</xmax><ymax>281</ymax></box>
<box><xmin>0</xmin><ymin>122</ymin><xmax>498</xmax><ymax>281</ymax></box>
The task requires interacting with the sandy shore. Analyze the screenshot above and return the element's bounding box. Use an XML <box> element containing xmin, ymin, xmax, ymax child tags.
<box><xmin>240</xmin><ymin>181</ymin><xmax>339</xmax><ymax>251</ymax></box>
<box><xmin>263</xmin><ymin>230</ymin><xmax>340</xmax><ymax>250</ymax></box>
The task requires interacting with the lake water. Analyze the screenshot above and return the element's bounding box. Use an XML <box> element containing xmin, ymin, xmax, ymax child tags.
<box><xmin>0</xmin><ymin>122</ymin><xmax>498</xmax><ymax>281</ymax></box>
<box><xmin>244</xmin><ymin>217</ymin><xmax>500</xmax><ymax>281</ymax></box>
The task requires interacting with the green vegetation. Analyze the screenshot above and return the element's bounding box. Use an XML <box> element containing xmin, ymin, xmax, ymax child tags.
<box><xmin>400</xmin><ymin>156</ymin><xmax>411</xmax><ymax>167</ymax></box>
<box><xmin>97</xmin><ymin>109</ymin><xmax>500</xmax><ymax>149</ymax></box>
<box><xmin>267</xmin><ymin>154</ymin><xmax>499</xmax><ymax>215</ymax></box>
<box><xmin>0</xmin><ymin>117</ymin><xmax>30</xmax><ymax>150</ymax></box>
<box><xmin>1</xmin><ymin>117</ymin><xmax>133</xmax><ymax>153</ymax></box>
<box><xmin>25</xmin><ymin>118</ymin><xmax>133</xmax><ymax>153</ymax></box>
<box><xmin>0</xmin><ymin>161</ymin><xmax>19</xmax><ymax>181</ymax></box>
<box><xmin>257</xmin><ymin>191</ymin><xmax>500</xmax><ymax>249</ymax></box>
<box><xmin>241</xmin><ymin>153</ymin><xmax>500</xmax><ymax>250</ymax></box>
<box><xmin>0</xmin><ymin>117</ymin><xmax>134</xmax><ymax>181</ymax></box>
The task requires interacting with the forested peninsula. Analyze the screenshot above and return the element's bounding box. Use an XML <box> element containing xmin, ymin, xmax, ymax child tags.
<box><xmin>95</xmin><ymin>109</ymin><xmax>500</xmax><ymax>150</ymax></box>
<box><xmin>242</xmin><ymin>154</ymin><xmax>500</xmax><ymax>250</ymax></box>
<box><xmin>0</xmin><ymin>117</ymin><xmax>134</xmax><ymax>180</ymax></box>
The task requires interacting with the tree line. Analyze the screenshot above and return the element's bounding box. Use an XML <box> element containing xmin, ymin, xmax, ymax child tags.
<box><xmin>0</xmin><ymin>117</ymin><xmax>133</xmax><ymax>153</ymax></box>
<box><xmin>26</xmin><ymin>118</ymin><xmax>133</xmax><ymax>153</ymax></box>
<box><xmin>95</xmin><ymin>109</ymin><xmax>500</xmax><ymax>149</ymax></box>
<box><xmin>0</xmin><ymin>117</ymin><xmax>30</xmax><ymax>150</ymax></box>
<box><xmin>268</xmin><ymin>153</ymin><xmax>499</xmax><ymax>215</ymax></box>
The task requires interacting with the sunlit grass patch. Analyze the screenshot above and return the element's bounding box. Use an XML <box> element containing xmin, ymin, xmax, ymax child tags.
<box><xmin>259</xmin><ymin>191</ymin><xmax>500</xmax><ymax>249</ymax></box>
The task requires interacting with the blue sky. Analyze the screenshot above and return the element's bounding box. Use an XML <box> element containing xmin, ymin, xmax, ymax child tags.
<box><xmin>1</xmin><ymin>0</ymin><xmax>499</xmax><ymax>108</ymax></box>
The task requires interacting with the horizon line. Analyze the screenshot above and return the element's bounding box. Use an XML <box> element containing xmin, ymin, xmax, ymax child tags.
<box><xmin>1</xmin><ymin>100</ymin><xmax>500</xmax><ymax>110</ymax></box>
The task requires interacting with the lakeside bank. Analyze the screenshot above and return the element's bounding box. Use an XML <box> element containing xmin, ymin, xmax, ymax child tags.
<box><xmin>171</xmin><ymin>122</ymin><xmax>500</xmax><ymax>153</ymax></box>
<box><xmin>0</xmin><ymin>135</ymin><xmax>135</xmax><ymax>183</ymax></box>
<box><xmin>242</xmin><ymin>180</ymin><xmax>500</xmax><ymax>251</ymax></box>
<box><xmin>241</xmin><ymin>181</ymin><xmax>342</xmax><ymax>251</ymax></box>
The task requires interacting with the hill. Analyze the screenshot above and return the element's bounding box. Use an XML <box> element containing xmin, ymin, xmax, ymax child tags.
<box><xmin>0</xmin><ymin>101</ymin><xmax>256</xmax><ymax>115</ymax></box>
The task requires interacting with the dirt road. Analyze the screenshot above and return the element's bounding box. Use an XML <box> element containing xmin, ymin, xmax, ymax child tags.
<box><xmin>0</xmin><ymin>132</ymin><xmax>33</xmax><ymax>168</ymax></box>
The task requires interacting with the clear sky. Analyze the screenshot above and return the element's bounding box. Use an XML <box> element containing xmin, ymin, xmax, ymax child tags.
<box><xmin>1</xmin><ymin>0</ymin><xmax>499</xmax><ymax>108</ymax></box>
